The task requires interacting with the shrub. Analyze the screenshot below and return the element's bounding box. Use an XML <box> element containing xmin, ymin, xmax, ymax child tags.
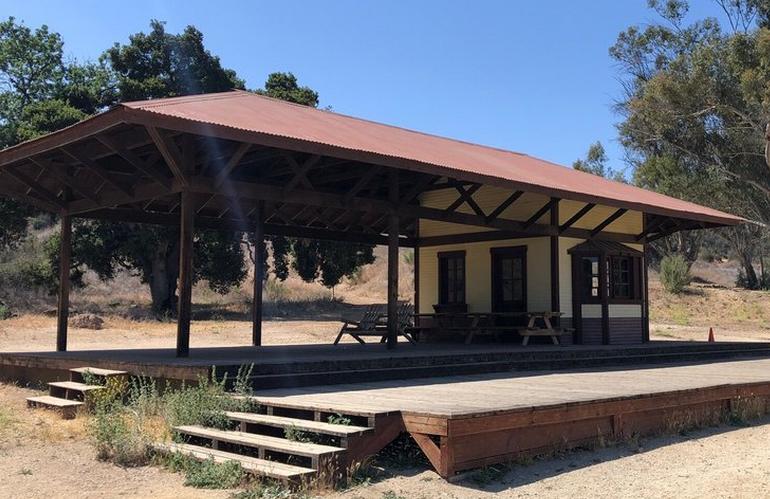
<box><xmin>90</xmin><ymin>404</ymin><xmax>151</xmax><ymax>466</ymax></box>
<box><xmin>660</xmin><ymin>255</ymin><xmax>691</xmax><ymax>294</ymax></box>
<box><xmin>161</xmin><ymin>453</ymin><xmax>244</xmax><ymax>489</ymax></box>
<box><xmin>0</xmin><ymin>303</ymin><xmax>11</xmax><ymax>320</ymax></box>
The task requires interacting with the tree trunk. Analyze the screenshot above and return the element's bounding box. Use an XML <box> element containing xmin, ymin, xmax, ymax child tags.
<box><xmin>739</xmin><ymin>250</ymin><xmax>759</xmax><ymax>289</ymax></box>
<box><xmin>148</xmin><ymin>240</ymin><xmax>180</xmax><ymax>316</ymax></box>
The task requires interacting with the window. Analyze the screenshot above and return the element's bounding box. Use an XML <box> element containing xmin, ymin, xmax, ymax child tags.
<box><xmin>438</xmin><ymin>252</ymin><xmax>465</xmax><ymax>305</ymax></box>
<box><xmin>580</xmin><ymin>256</ymin><xmax>600</xmax><ymax>301</ymax></box>
<box><xmin>610</xmin><ymin>256</ymin><xmax>633</xmax><ymax>299</ymax></box>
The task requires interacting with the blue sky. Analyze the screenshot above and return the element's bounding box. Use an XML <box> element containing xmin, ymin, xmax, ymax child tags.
<box><xmin>4</xmin><ymin>1</ymin><xmax>727</xmax><ymax>172</ymax></box>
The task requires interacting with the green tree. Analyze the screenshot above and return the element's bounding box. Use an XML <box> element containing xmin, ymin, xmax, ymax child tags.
<box><xmin>572</xmin><ymin>141</ymin><xmax>626</xmax><ymax>182</ymax></box>
<box><xmin>103</xmin><ymin>20</ymin><xmax>244</xmax><ymax>100</ymax></box>
<box><xmin>612</xmin><ymin>0</ymin><xmax>770</xmax><ymax>286</ymax></box>
<box><xmin>0</xmin><ymin>17</ymin><xmax>114</xmax><ymax>251</ymax></box>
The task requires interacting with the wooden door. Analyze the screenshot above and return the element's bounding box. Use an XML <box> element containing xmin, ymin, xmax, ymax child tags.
<box><xmin>491</xmin><ymin>247</ymin><xmax>527</xmax><ymax>315</ymax></box>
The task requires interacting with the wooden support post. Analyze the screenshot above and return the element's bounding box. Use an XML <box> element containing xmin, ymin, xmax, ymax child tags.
<box><xmin>414</xmin><ymin>219</ymin><xmax>420</xmax><ymax>318</ymax></box>
<box><xmin>56</xmin><ymin>213</ymin><xmax>72</xmax><ymax>352</ymax></box>
<box><xmin>549</xmin><ymin>200</ymin><xmax>560</xmax><ymax>325</ymax></box>
<box><xmin>252</xmin><ymin>201</ymin><xmax>265</xmax><ymax>347</ymax></box>
<box><xmin>642</xmin><ymin>215</ymin><xmax>650</xmax><ymax>343</ymax></box>
<box><xmin>387</xmin><ymin>170</ymin><xmax>400</xmax><ymax>350</ymax></box>
<box><xmin>176</xmin><ymin>191</ymin><xmax>194</xmax><ymax>357</ymax></box>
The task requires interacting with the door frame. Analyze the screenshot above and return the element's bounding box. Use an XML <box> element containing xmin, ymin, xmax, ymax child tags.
<box><xmin>489</xmin><ymin>246</ymin><xmax>527</xmax><ymax>314</ymax></box>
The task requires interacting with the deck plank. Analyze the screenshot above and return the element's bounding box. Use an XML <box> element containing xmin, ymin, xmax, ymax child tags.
<box><xmin>251</xmin><ymin>358</ymin><xmax>770</xmax><ymax>417</ymax></box>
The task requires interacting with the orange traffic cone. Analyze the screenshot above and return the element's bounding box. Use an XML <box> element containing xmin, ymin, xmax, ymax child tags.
<box><xmin>708</xmin><ymin>327</ymin><xmax>715</xmax><ymax>342</ymax></box>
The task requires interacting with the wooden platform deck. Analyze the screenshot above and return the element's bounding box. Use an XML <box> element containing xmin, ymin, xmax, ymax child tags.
<box><xmin>249</xmin><ymin>358</ymin><xmax>770</xmax><ymax>476</ymax></box>
<box><xmin>3</xmin><ymin>341</ymin><xmax>770</xmax><ymax>388</ymax></box>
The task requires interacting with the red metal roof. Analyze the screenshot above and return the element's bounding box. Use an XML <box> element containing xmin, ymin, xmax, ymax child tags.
<box><xmin>120</xmin><ymin>90</ymin><xmax>741</xmax><ymax>226</ymax></box>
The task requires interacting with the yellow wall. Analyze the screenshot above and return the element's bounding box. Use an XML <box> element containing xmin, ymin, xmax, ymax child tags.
<box><xmin>418</xmin><ymin>236</ymin><xmax>644</xmax><ymax>319</ymax></box>
<box><xmin>418</xmin><ymin>237</ymin><xmax>552</xmax><ymax>315</ymax></box>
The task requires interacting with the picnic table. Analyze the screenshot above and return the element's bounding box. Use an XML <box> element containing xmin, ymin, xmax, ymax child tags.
<box><xmin>412</xmin><ymin>311</ymin><xmax>569</xmax><ymax>345</ymax></box>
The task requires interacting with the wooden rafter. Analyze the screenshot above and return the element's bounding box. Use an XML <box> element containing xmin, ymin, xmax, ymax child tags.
<box><xmin>454</xmin><ymin>184</ymin><xmax>485</xmax><ymax>217</ymax></box>
<box><xmin>635</xmin><ymin>215</ymin><xmax>667</xmax><ymax>241</ymax></box>
<box><xmin>0</xmin><ymin>174</ymin><xmax>62</xmax><ymax>213</ymax></box>
<box><xmin>523</xmin><ymin>198</ymin><xmax>559</xmax><ymax>229</ymax></box>
<box><xmin>400</xmin><ymin>174</ymin><xmax>439</xmax><ymax>204</ymax></box>
<box><xmin>559</xmin><ymin>203</ymin><xmax>596</xmax><ymax>233</ymax></box>
<box><xmin>213</xmin><ymin>142</ymin><xmax>252</xmax><ymax>188</ymax></box>
<box><xmin>60</xmin><ymin>146</ymin><xmax>133</xmax><ymax>197</ymax></box>
<box><xmin>485</xmin><ymin>190</ymin><xmax>523</xmax><ymax>223</ymax></box>
<box><xmin>282</xmin><ymin>153</ymin><xmax>320</xmax><ymax>192</ymax></box>
<box><xmin>29</xmin><ymin>158</ymin><xmax>100</xmax><ymax>204</ymax></box>
<box><xmin>591</xmin><ymin>208</ymin><xmax>628</xmax><ymax>237</ymax></box>
<box><xmin>344</xmin><ymin>165</ymin><xmax>382</xmax><ymax>202</ymax></box>
<box><xmin>3</xmin><ymin>165</ymin><xmax>66</xmax><ymax>208</ymax></box>
<box><xmin>146</xmin><ymin>126</ymin><xmax>189</xmax><ymax>187</ymax></box>
<box><xmin>96</xmin><ymin>135</ymin><xmax>172</xmax><ymax>190</ymax></box>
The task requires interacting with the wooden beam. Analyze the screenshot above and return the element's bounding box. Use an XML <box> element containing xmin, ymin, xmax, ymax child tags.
<box><xmin>523</xmin><ymin>198</ymin><xmax>559</xmax><ymax>229</ymax></box>
<box><xmin>60</xmin><ymin>146</ymin><xmax>133</xmax><ymax>197</ymax></box>
<box><xmin>445</xmin><ymin>183</ymin><xmax>481</xmax><ymax>213</ymax></box>
<box><xmin>635</xmin><ymin>215</ymin><xmax>667</xmax><ymax>241</ymax></box>
<box><xmin>282</xmin><ymin>153</ymin><xmax>320</xmax><ymax>192</ymax></box>
<box><xmin>559</xmin><ymin>203</ymin><xmax>595</xmax><ymax>233</ymax></box>
<box><xmin>176</xmin><ymin>191</ymin><xmax>194</xmax><ymax>357</ymax></box>
<box><xmin>410</xmin><ymin>433</ymin><xmax>442</xmax><ymax>473</ymax></box>
<box><xmin>0</xmin><ymin>178</ymin><xmax>62</xmax><ymax>213</ymax></box>
<box><xmin>96</xmin><ymin>135</ymin><xmax>172</xmax><ymax>190</ymax></box>
<box><xmin>486</xmin><ymin>190</ymin><xmax>524</xmax><ymax>223</ymax></box>
<box><xmin>3</xmin><ymin>165</ymin><xmax>66</xmax><ymax>208</ymax></box>
<box><xmin>591</xmin><ymin>208</ymin><xmax>628</xmax><ymax>237</ymax></box>
<box><xmin>146</xmin><ymin>126</ymin><xmax>189</xmax><ymax>187</ymax></box>
<box><xmin>387</xmin><ymin>170</ymin><xmax>399</xmax><ymax>350</ymax></box>
<box><xmin>30</xmin><ymin>159</ymin><xmax>100</xmax><ymax>204</ymax></box>
<box><xmin>252</xmin><ymin>201</ymin><xmax>265</xmax><ymax>347</ymax></box>
<box><xmin>454</xmin><ymin>184</ymin><xmax>486</xmax><ymax>217</ymax></box>
<box><xmin>550</xmin><ymin>201</ymin><xmax>560</xmax><ymax>320</ymax></box>
<box><xmin>56</xmin><ymin>213</ymin><xmax>72</xmax><ymax>352</ymax></box>
<box><xmin>180</xmin><ymin>176</ymin><xmax>641</xmax><ymax>242</ymax></box>
<box><xmin>78</xmin><ymin>207</ymin><xmax>415</xmax><ymax>246</ymax></box>
<box><xmin>213</xmin><ymin>142</ymin><xmax>252</xmax><ymax>188</ymax></box>
<box><xmin>344</xmin><ymin>165</ymin><xmax>382</xmax><ymax>202</ymax></box>
<box><xmin>400</xmin><ymin>174</ymin><xmax>439</xmax><ymax>204</ymax></box>
<box><xmin>414</xmin><ymin>219</ymin><xmax>420</xmax><ymax>315</ymax></box>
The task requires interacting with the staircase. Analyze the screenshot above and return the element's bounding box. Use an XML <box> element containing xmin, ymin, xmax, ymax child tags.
<box><xmin>157</xmin><ymin>398</ymin><xmax>403</xmax><ymax>484</ymax></box>
<box><xmin>26</xmin><ymin>367</ymin><xmax>127</xmax><ymax>419</ymax></box>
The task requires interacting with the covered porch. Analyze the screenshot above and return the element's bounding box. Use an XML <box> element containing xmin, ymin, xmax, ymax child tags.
<box><xmin>0</xmin><ymin>90</ymin><xmax>743</xmax><ymax>359</ymax></box>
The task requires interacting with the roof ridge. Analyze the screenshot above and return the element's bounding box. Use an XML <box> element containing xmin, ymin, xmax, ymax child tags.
<box><xmin>122</xmin><ymin>90</ymin><xmax>244</xmax><ymax>108</ymax></box>
<box><xmin>234</xmin><ymin>91</ymin><xmax>533</xmax><ymax>160</ymax></box>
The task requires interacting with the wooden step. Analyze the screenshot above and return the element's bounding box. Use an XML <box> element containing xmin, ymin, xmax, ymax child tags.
<box><xmin>174</xmin><ymin>425</ymin><xmax>344</xmax><ymax>459</ymax></box>
<box><xmin>26</xmin><ymin>395</ymin><xmax>83</xmax><ymax>419</ymax></box>
<box><xmin>237</xmin><ymin>396</ymin><xmax>388</xmax><ymax>419</ymax></box>
<box><xmin>48</xmin><ymin>381</ymin><xmax>104</xmax><ymax>401</ymax></box>
<box><xmin>155</xmin><ymin>442</ymin><xmax>315</xmax><ymax>481</ymax></box>
<box><xmin>70</xmin><ymin>367</ymin><xmax>127</xmax><ymax>377</ymax></box>
<box><xmin>48</xmin><ymin>381</ymin><xmax>104</xmax><ymax>392</ymax></box>
<box><xmin>225</xmin><ymin>411</ymin><xmax>373</xmax><ymax>437</ymax></box>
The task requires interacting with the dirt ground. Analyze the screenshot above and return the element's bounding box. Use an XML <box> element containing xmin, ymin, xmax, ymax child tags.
<box><xmin>0</xmin><ymin>383</ymin><xmax>229</xmax><ymax>499</ymax></box>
